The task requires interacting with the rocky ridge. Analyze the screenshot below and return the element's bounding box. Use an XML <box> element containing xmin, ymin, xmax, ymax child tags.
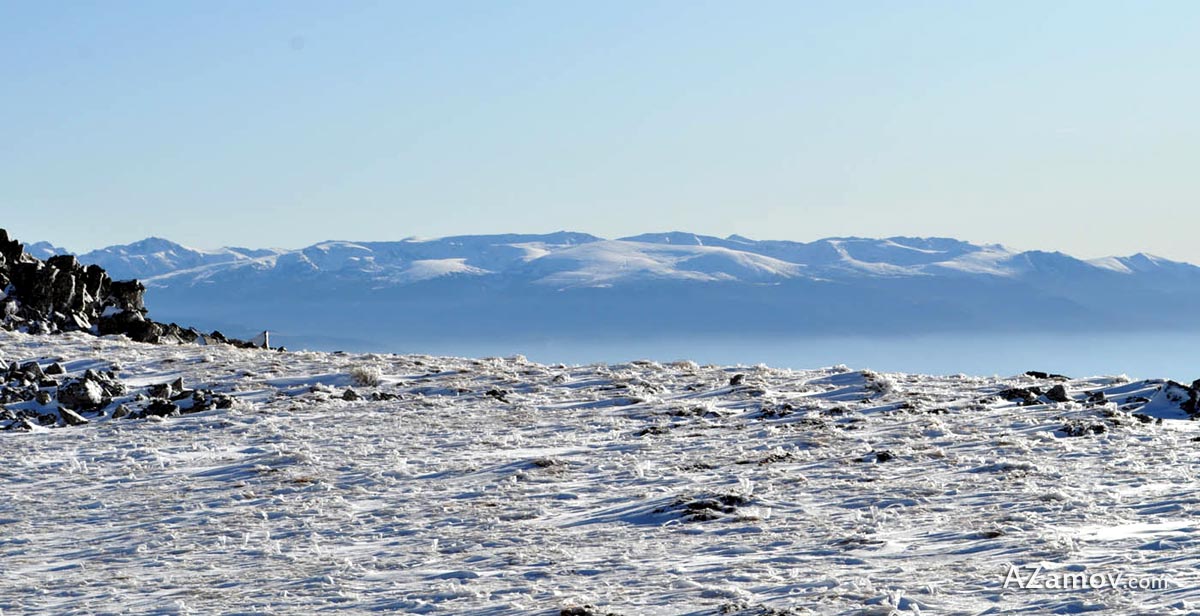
<box><xmin>0</xmin><ymin>228</ymin><xmax>268</xmax><ymax>348</ymax></box>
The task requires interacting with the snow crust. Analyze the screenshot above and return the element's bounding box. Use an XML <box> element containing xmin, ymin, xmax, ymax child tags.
<box><xmin>1</xmin><ymin>330</ymin><xmax>1197</xmax><ymax>614</ymax></box>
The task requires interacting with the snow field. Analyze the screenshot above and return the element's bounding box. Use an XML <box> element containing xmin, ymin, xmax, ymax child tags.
<box><xmin>1</xmin><ymin>330</ymin><xmax>1198</xmax><ymax>615</ymax></box>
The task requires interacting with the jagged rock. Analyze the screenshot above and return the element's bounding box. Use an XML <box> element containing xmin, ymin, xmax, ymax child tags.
<box><xmin>1026</xmin><ymin>370</ymin><xmax>1069</xmax><ymax>380</ymax></box>
<box><xmin>998</xmin><ymin>387</ymin><xmax>1042</xmax><ymax>405</ymax></box>
<box><xmin>0</xmin><ymin>385</ymin><xmax>36</xmax><ymax>404</ymax></box>
<box><xmin>1060</xmin><ymin>421</ymin><xmax>1107</xmax><ymax>437</ymax></box>
<box><xmin>144</xmin><ymin>400</ymin><xmax>179</xmax><ymax>417</ymax></box>
<box><xmin>1045</xmin><ymin>384</ymin><xmax>1070</xmax><ymax>403</ymax></box>
<box><xmin>19</xmin><ymin>361</ymin><xmax>44</xmax><ymax>382</ymax></box>
<box><xmin>0</xmin><ymin>229</ymin><xmax>25</xmax><ymax>265</ymax></box>
<box><xmin>45</xmin><ymin>362</ymin><xmax>66</xmax><ymax>375</ymax></box>
<box><xmin>1184</xmin><ymin>380</ymin><xmax>1200</xmax><ymax>415</ymax></box>
<box><xmin>35</xmin><ymin>390</ymin><xmax>52</xmax><ymax>405</ymax></box>
<box><xmin>59</xmin><ymin>407</ymin><xmax>89</xmax><ymax>426</ymax></box>
<box><xmin>57</xmin><ymin>378</ymin><xmax>109</xmax><ymax>411</ymax></box>
<box><xmin>149</xmin><ymin>378</ymin><xmax>184</xmax><ymax>399</ymax></box>
<box><xmin>55</xmin><ymin>369</ymin><xmax>123</xmax><ymax>411</ymax></box>
<box><xmin>10</xmin><ymin>417</ymin><xmax>36</xmax><ymax>431</ymax></box>
<box><xmin>83</xmin><ymin>369</ymin><xmax>126</xmax><ymax>397</ymax></box>
<box><xmin>1</xmin><ymin>228</ymin><xmax>273</xmax><ymax>349</ymax></box>
<box><xmin>342</xmin><ymin>388</ymin><xmax>361</xmax><ymax>401</ymax></box>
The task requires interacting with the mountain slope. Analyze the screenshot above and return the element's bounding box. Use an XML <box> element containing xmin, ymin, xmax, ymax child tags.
<box><xmin>32</xmin><ymin>232</ymin><xmax>1200</xmax><ymax>350</ymax></box>
<box><xmin>77</xmin><ymin>237</ymin><xmax>287</xmax><ymax>281</ymax></box>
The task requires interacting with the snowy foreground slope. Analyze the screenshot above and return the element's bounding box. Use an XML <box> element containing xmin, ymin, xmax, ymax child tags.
<box><xmin>2</xmin><ymin>331</ymin><xmax>1199</xmax><ymax>615</ymax></box>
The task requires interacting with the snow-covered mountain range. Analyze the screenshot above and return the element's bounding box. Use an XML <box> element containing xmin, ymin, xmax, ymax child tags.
<box><xmin>37</xmin><ymin>232</ymin><xmax>1200</xmax><ymax>350</ymax></box>
<box><xmin>66</xmin><ymin>232</ymin><xmax>1196</xmax><ymax>287</ymax></box>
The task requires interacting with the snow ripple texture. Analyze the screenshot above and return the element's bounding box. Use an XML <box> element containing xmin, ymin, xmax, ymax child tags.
<box><xmin>0</xmin><ymin>330</ymin><xmax>1197</xmax><ymax>615</ymax></box>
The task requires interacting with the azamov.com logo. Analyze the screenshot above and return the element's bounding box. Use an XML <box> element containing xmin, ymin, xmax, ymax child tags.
<box><xmin>1003</xmin><ymin>564</ymin><xmax>1172</xmax><ymax>591</ymax></box>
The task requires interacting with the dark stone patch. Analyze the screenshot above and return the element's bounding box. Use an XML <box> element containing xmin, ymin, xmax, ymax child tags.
<box><xmin>1045</xmin><ymin>384</ymin><xmax>1070</xmax><ymax>403</ymax></box>
<box><xmin>862</xmin><ymin>450</ymin><xmax>895</xmax><ymax>463</ymax></box>
<box><xmin>655</xmin><ymin>492</ymin><xmax>753</xmax><ymax>522</ymax></box>
<box><xmin>1059</xmin><ymin>422</ymin><xmax>1107</xmax><ymax>437</ymax></box>
<box><xmin>1025</xmin><ymin>371</ymin><xmax>1069</xmax><ymax>381</ymax></box>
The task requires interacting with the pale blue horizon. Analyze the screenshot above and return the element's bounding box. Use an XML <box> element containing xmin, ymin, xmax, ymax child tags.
<box><xmin>3</xmin><ymin>1</ymin><xmax>1198</xmax><ymax>260</ymax></box>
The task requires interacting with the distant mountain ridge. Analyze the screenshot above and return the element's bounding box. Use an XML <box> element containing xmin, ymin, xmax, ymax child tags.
<box><xmin>32</xmin><ymin>232</ymin><xmax>1200</xmax><ymax>351</ymax></box>
<box><xmin>61</xmin><ymin>232</ymin><xmax>1198</xmax><ymax>287</ymax></box>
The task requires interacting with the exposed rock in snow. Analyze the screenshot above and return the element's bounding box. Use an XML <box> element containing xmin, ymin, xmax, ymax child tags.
<box><xmin>0</xmin><ymin>229</ymin><xmax>275</xmax><ymax>350</ymax></box>
<box><xmin>1046</xmin><ymin>383</ymin><xmax>1071</xmax><ymax>402</ymax></box>
<box><xmin>56</xmin><ymin>376</ymin><xmax>110</xmax><ymax>411</ymax></box>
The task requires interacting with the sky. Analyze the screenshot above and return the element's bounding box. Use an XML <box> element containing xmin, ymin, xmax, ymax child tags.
<box><xmin>2</xmin><ymin>1</ymin><xmax>1198</xmax><ymax>261</ymax></box>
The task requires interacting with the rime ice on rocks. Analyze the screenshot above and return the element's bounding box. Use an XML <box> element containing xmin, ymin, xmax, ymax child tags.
<box><xmin>0</xmin><ymin>229</ymin><xmax>271</xmax><ymax>348</ymax></box>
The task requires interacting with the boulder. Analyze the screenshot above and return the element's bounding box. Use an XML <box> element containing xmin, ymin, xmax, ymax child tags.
<box><xmin>20</xmin><ymin>361</ymin><xmax>44</xmax><ymax>382</ymax></box>
<box><xmin>998</xmin><ymin>387</ymin><xmax>1041</xmax><ymax>405</ymax></box>
<box><xmin>59</xmin><ymin>406</ymin><xmax>89</xmax><ymax>426</ymax></box>
<box><xmin>82</xmin><ymin>369</ymin><xmax>126</xmax><ymax>397</ymax></box>
<box><xmin>149</xmin><ymin>378</ymin><xmax>184</xmax><ymax>399</ymax></box>
<box><xmin>1179</xmin><ymin>380</ymin><xmax>1200</xmax><ymax>415</ymax></box>
<box><xmin>144</xmin><ymin>400</ymin><xmax>179</xmax><ymax>417</ymax></box>
<box><xmin>57</xmin><ymin>378</ymin><xmax>109</xmax><ymax>411</ymax></box>
<box><xmin>1045</xmin><ymin>384</ymin><xmax>1070</xmax><ymax>403</ymax></box>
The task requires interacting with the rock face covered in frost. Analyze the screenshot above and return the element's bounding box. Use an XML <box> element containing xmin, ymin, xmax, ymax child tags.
<box><xmin>0</xmin><ymin>229</ymin><xmax>270</xmax><ymax>348</ymax></box>
<box><xmin>0</xmin><ymin>229</ymin><xmax>147</xmax><ymax>337</ymax></box>
<box><xmin>0</xmin><ymin>357</ymin><xmax>233</xmax><ymax>430</ymax></box>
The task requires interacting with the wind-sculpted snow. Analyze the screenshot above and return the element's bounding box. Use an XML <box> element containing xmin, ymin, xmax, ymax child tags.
<box><xmin>1</xmin><ymin>330</ymin><xmax>1198</xmax><ymax>614</ymax></box>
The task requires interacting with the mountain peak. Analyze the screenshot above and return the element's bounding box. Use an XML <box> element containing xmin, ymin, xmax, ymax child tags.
<box><xmin>20</xmin><ymin>232</ymin><xmax>1200</xmax><ymax>293</ymax></box>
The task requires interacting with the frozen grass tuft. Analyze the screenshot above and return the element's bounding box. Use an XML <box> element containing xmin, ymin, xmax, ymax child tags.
<box><xmin>349</xmin><ymin>365</ymin><xmax>382</xmax><ymax>387</ymax></box>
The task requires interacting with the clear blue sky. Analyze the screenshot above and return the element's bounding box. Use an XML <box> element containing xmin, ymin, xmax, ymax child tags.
<box><xmin>3</xmin><ymin>1</ymin><xmax>1198</xmax><ymax>260</ymax></box>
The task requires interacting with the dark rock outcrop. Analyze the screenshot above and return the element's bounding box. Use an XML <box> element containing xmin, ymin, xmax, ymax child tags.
<box><xmin>1</xmin><ymin>357</ymin><xmax>238</xmax><ymax>428</ymax></box>
<box><xmin>1045</xmin><ymin>384</ymin><xmax>1070</xmax><ymax>403</ymax></box>
<box><xmin>0</xmin><ymin>229</ymin><xmax>271</xmax><ymax>348</ymax></box>
<box><xmin>997</xmin><ymin>387</ymin><xmax>1042</xmax><ymax>406</ymax></box>
<box><xmin>57</xmin><ymin>378</ymin><xmax>109</xmax><ymax>411</ymax></box>
<box><xmin>1</xmin><ymin>229</ymin><xmax>146</xmax><ymax>337</ymax></box>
